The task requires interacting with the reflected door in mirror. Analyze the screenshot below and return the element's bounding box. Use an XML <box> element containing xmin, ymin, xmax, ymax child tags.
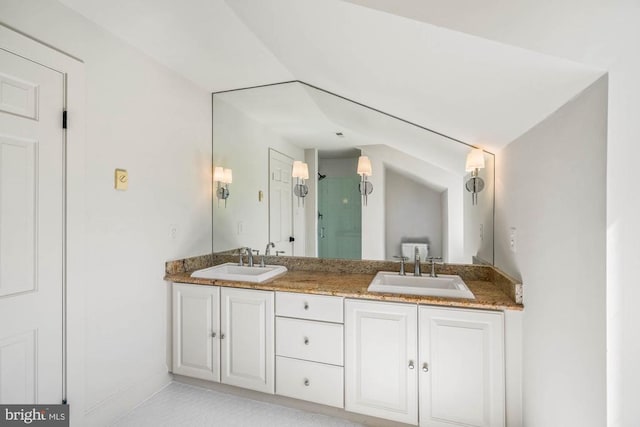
<box><xmin>269</xmin><ymin>149</ymin><xmax>294</xmax><ymax>256</ymax></box>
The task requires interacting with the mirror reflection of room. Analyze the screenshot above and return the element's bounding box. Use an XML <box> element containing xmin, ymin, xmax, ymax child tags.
<box><xmin>212</xmin><ymin>81</ymin><xmax>494</xmax><ymax>264</ymax></box>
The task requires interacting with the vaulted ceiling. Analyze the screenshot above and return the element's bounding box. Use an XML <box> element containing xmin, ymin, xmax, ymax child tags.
<box><xmin>58</xmin><ymin>0</ymin><xmax>605</xmax><ymax>152</ymax></box>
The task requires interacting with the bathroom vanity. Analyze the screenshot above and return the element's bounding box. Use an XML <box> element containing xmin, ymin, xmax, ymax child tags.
<box><xmin>165</xmin><ymin>254</ymin><xmax>522</xmax><ymax>427</ymax></box>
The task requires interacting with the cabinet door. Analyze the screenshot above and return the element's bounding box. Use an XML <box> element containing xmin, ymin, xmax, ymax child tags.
<box><xmin>221</xmin><ymin>287</ymin><xmax>275</xmax><ymax>394</ymax></box>
<box><xmin>172</xmin><ymin>284</ymin><xmax>220</xmax><ymax>381</ymax></box>
<box><xmin>419</xmin><ymin>307</ymin><xmax>505</xmax><ymax>427</ymax></box>
<box><xmin>345</xmin><ymin>299</ymin><xmax>418</xmax><ymax>425</ymax></box>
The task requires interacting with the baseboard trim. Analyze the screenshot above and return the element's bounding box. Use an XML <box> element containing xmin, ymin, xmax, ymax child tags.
<box><xmin>83</xmin><ymin>368</ymin><xmax>171</xmax><ymax>427</ymax></box>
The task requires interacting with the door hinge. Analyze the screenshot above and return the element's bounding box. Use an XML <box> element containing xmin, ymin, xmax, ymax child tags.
<box><xmin>62</xmin><ymin>111</ymin><xmax>67</xmax><ymax>129</ymax></box>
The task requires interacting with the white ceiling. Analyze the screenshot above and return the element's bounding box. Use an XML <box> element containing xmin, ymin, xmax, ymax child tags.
<box><xmin>58</xmin><ymin>0</ymin><xmax>605</xmax><ymax>152</ymax></box>
<box><xmin>57</xmin><ymin>0</ymin><xmax>293</xmax><ymax>89</ymax></box>
<box><xmin>215</xmin><ymin>81</ymin><xmax>471</xmax><ymax>174</ymax></box>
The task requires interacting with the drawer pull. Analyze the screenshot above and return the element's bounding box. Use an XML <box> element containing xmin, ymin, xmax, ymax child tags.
<box><xmin>220</xmin><ymin>333</ymin><xmax>225</xmax><ymax>339</ymax></box>
<box><xmin>304</xmin><ymin>378</ymin><xmax>310</xmax><ymax>386</ymax></box>
<box><xmin>303</xmin><ymin>302</ymin><xmax>309</xmax><ymax>310</ymax></box>
<box><xmin>408</xmin><ymin>360</ymin><xmax>415</xmax><ymax>370</ymax></box>
<box><xmin>211</xmin><ymin>332</ymin><xmax>216</xmax><ymax>338</ymax></box>
<box><xmin>422</xmin><ymin>363</ymin><xmax>429</xmax><ymax>372</ymax></box>
<box><xmin>304</xmin><ymin>337</ymin><xmax>309</xmax><ymax>345</ymax></box>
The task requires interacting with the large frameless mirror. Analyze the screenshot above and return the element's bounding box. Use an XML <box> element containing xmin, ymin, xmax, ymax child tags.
<box><xmin>212</xmin><ymin>81</ymin><xmax>494</xmax><ymax>264</ymax></box>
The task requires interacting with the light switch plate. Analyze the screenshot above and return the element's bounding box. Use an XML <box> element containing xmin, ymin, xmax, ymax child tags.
<box><xmin>115</xmin><ymin>169</ymin><xmax>128</xmax><ymax>190</ymax></box>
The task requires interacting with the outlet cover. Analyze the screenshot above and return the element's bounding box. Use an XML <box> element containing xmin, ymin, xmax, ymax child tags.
<box><xmin>509</xmin><ymin>227</ymin><xmax>517</xmax><ymax>253</ymax></box>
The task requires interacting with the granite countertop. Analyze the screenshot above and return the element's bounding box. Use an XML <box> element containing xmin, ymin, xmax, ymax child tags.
<box><xmin>165</xmin><ymin>254</ymin><xmax>523</xmax><ymax>311</ymax></box>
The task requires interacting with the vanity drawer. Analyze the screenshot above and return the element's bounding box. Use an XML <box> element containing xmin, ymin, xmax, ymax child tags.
<box><xmin>276</xmin><ymin>317</ymin><xmax>343</xmax><ymax>365</ymax></box>
<box><xmin>276</xmin><ymin>292</ymin><xmax>343</xmax><ymax>323</ymax></box>
<box><xmin>276</xmin><ymin>356</ymin><xmax>344</xmax><ymax>408</ymax></box>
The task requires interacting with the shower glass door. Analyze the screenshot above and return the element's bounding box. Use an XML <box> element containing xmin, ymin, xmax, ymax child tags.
<box><xmin>318</xmin><ymin>177</ymin><xmax>362</xmax><ymax>259</ymax></box>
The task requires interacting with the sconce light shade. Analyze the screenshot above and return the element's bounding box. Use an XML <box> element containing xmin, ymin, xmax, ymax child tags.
<box><xmin>213</xmin><ymin>166</ymin><xmax>225</xmax><ymax>182</ymax></box>
<box><xmin>292</xmin><ymin>161</ymin><xmax>309</xmax><ymax>205</ymax></box>
<box><xmin>465</xmin><ymin>148</ymin><xmax>485</xmax><ymax>205</ymax></box>
<box><xmin>292</xmin><ymin>161</ymin><xmax>309</xmax><ymax>180</ymax></box>
<box><xmin>223</xmin><ymin>168</ymin><xmax>233</xmax><ymax>184</ymax></box>
<box><xmin>214</xmin><ymin>166</ymin><xmax>231</xmax><ymax>207</ymax></box>
<box><xmin>356</xmin><ymin>155</ymin><xmax>373</xmax><ymax>206</ymax></box>
<box><xmin>357</xmin><ymin>156</ymin><xmax>372</xmax><ymax>177</ymax></box>
<box><xmin>465</xmin><ymin>148</ymin><xmax>485</xmax><ymax>172</ymax></box>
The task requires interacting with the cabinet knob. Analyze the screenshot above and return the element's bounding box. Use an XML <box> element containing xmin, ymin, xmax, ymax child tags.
<box><xmin>303</xmin><ymin>302</ymin><xmax>309</xmax><ymax>310</ymax></box>
<box><xmin>211</xmin><ymin>332</ymin><xmax>216</xmax><ymax>338</ymax></box>
<box><xmin>304</xmin><ymin>378</ymin><xmax>310</xmax><ymax>386</ymax></box>
<box><xmin>422</xmin><ymin>363</ymin><xmax>429</xmax><ymax>372</ymax></box>
<box><xmin>304</xmin><ymin>337</ymin><xmax>309</xmax><ymax>345</ymax></box>
<box><xmin>220</xmin><ymin>333</ymin><xmax>225</xmax><ymax>339</ymax></box>
<box><xmin>408</xmin><ymin>360</ymin><xmax>415</xmax><ymax>370</ymax></box>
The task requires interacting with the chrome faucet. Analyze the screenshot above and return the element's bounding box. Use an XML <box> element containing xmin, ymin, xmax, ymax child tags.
<box><xmin>247</xmin><ymin>248</ymin><xmax>256</xmax><ymax>267</ymax></box>
<box><xmin>265</xmin><ymin>242</ymin><xmax>275</xmax><ymax>256</ymax></box>
<box><xmin>261</xmin><ymin>242</ymin><xmax>276</xmax><ymax>267</ymax></box>
<box><xmin>414</xmin><ymin>247</ymin><xmax>422</xmax><ymax>277</ymax></box>
<box><xmin>393</xmin><ymin>255</ymin><xmax>408</xmax><ymax>275</ymax></box>
<box><xmin>241</xmin><ymin>247</ymin><xmax>258</xmax><ymax>267</ymax></box>
<box><xmin>428</xmin><ymin>257</ymin><xmax>443</xmax><ymax>277</ymax></box>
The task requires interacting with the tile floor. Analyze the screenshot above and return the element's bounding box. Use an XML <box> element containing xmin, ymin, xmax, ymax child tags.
<box><xmin>112</xmin><ymin>382</ymin><xmax>363</xmax><ymax>427</ymax></box>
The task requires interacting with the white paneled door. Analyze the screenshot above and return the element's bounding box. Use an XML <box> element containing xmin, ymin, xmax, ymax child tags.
<box><xmin>172</xmin><ymin>284</ymin><xmax>220</xmax><ymax>382</ymax></box>
<box><xmin>419</xmin><ymin>307</ymin><xmax>505</xmax><ymax>427</ymax></box>
<box><xmin>0</xmin><ymin>48</ymin><xmax>64</xmax><ymax>404</ymax></box>
<box><xmin>269</xmin><ymin>149</ymin><xmax>293</xmax><ymax>256</ymax></box>
<box><xmin>221</xmin><ymin>287</ymin><xmax>274</xmax><ymax>394</ymax></box>
<box><xmin>345</xmin><ymin>299</ymin><xmax>418</xmax><ymax>425</ymax></box>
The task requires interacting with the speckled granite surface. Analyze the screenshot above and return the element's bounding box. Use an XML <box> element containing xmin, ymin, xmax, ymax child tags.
<box><xmin>165</xmin><ymin>253</ymin><xmax>523</xmax><ymax>311</ymax></box>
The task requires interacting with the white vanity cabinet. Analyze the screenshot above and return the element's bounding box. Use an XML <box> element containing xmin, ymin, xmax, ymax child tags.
<box><xmin>344</xmin><ymin>299</ymin><xmax>419</xmax><ymax>425</ymax></box>
<box><xmin>172</xmin><ymin>284</ymin><xmax>275</xmax><ymax>394</ymax></box>
<box><xmin>419</xmin><ymin>306</ymin><xmax>505</xmax><ymax>427</ymax></box>
<box><xmin>275</xmin><ymin>292</ymin><xmax>345</xmax><ymax>408</ymax></box>
<box><xmin>344</xmin><ymin>300</ymin><xmax>505</xmax><ymax>427</ymax></box>
<box><xmin>172</xmin><ymin>282</ymin><xmax>508</xmax><ymax>426</ymax></box>
<box><xmin>220</xmin><ymin>287</ymin><xmax>275</xmax><ymax>394</ymax></box>
<box><xmin>172</xmin><ymin>283</ymin><xmax>221</xmax><ymax>381</ymax></box>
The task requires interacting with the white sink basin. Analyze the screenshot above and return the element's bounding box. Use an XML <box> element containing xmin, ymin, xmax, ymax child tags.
<box><xmin>190</xmin><ymin>262</ymin><xmax>287</xmax><ymax>283</ymax></box>
<box><xmin>367</xmin><ymin>271</ymin><xmax>475</xmax><ymax>299</ymax></box>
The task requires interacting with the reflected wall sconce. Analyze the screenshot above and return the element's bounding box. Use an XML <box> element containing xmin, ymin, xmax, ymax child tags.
<box><xmin>357</xmin><ymin>155</ymin><xmax>373</xmax><ymax>206</ymax></box>
<box><xmin>214</xmin><ymin>166</ymin><xmax>232</xmax><ymax>207</ymax></box>
<box><xmin>292</xmin><ymin>160</ymin><xmax>309</xmax><ymax>206</ymax></box>
<box><xmin>465</xmin><ymin>148</ymin><xmax>485</xmax><ymax>205</ymax></box>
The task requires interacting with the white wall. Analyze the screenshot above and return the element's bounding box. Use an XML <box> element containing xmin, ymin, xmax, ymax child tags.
<box><xmin>385</xmin><ymin>168</ymin><xmax>443</xmax><ymax>259</ymax></box>
<box><xmin>318</xmin><ymin>156</ymin><xmax>358</xmax><ymax>177</ymax></box>
<box><xmin>463</xmin><ymin>154</ymin><xmax>494</xmax><ymax>264</ymax></box>
<box><xmin>212</xmin><ymin>98</ymin><xmax>304</xmax><ymax>253</ymax></box>
<box><xmin>304</xmin><ymin>148</ymin><xmax>318</xmax><ymax>257</ymax></box>
<box><xmin>495</xmin><ymin>76</ymin><xmax>607</xmax><ymax>426</ymax></box>
<box><xmin>0</xmin><ymin>1</ymin><xmax>212</xmax><ymax>425</ymax></box>
<box><xmin>362</xmin><ymin>145</ymin><xmax>466</xmax><ymax>263</ymax></box>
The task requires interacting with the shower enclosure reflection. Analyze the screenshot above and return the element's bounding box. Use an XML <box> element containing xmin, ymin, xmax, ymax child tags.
<box><xmin>317</xmin><ymin>170</ymin><xmax>362</xmax><ymax>260</ymax></box>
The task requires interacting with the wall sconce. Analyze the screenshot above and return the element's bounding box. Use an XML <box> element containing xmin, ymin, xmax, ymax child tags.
<box><xmin>465</xmin><ymin>148</ymin><xmax>485</xmax><ymax>205</ymax></box>
<box><xmin>214</xmin><ymin>166</ymin><xmax>232</xmax><ymax>207</ymax></box>
<box><xmin>357</xmin><ymin>155</ymin><xmax>373</xmax><ymax>206</ymax></box>
<box><xmin>292</xmin><ymin>160</ymin><xmax>309</xmax><ymax>206</ymax></box>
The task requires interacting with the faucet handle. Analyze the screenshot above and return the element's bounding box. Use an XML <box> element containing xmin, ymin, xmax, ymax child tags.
<box><xmin>276</xmin><ymin>250</ymin><xmax>285</xmax><ymax>256</ymax></box>
<box><xmin>428</xmin><ymin>256</ymin><xmax>443</xmax><ymax>262</ymax></box>
<box><xmin>393</xmin><ymin>255</ymin><xmax>408</xmax><ymax>276</ymax></box>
